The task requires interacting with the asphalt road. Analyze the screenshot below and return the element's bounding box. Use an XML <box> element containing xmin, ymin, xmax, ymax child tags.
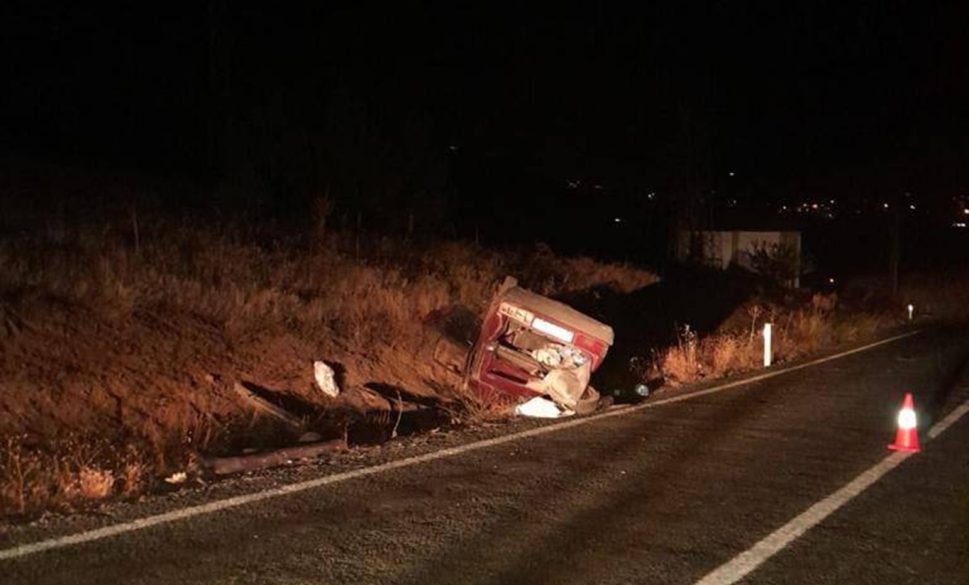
<box><xmin>3</xmin><ymin>327</ymin><xmax>969</xmax><ymax>584</ymax></box>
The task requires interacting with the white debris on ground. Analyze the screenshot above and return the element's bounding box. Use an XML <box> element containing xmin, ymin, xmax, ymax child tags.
<box><xmin>164</xmin><ymin>471</ymin><xmax>188</xmax><ymax>485</ymax></box>
<box><xmin>514</xmin><ymin>396</ymin><xmax>575</xmax><ymax>419</ymax></box>
<box><xmin>313</xmin><ymin>361</ymin><xmax>340</xmax><ymax>397</ymax></box>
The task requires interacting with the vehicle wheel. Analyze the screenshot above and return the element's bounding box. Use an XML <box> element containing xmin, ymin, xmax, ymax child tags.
<box><xmin>572</xmin><ymin>385</ymin><xmax>601</xmax><ymax>416</ymax></box>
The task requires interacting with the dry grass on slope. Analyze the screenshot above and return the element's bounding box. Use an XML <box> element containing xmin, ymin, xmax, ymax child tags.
<box><xmin>658</xmin><ymin>294</ymin><xmax>892</xmax><ymax>386</ymax></box>
<box><xmin>0</xmin><ymin>220</ymin><xmax>657</xmax><ymax>519</ymax></box>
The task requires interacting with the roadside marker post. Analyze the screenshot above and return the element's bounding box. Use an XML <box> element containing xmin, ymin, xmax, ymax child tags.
<box><xmin>763</xmin><ymin>323</ymin><xmax>772</xmax><ymax>368</ymax></box>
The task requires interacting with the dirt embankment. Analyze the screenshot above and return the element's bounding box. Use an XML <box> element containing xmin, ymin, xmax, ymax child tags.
<box><xmin>1</xmin><ymin>298</ymin><xmax>439</xmax><ymax>448</ymax></box>
<box><xmin>0</xmin><ymin>219</ymin><xmax>657</xmax><ymax>519</ymax></box>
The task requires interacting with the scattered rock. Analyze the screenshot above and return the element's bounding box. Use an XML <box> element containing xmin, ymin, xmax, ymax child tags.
<box><xmin>298</xmin><ymin>431</ymin><xmax>324</xmax><ymax>443</ymax></box>
<box><xmin>314</xmin><ymin>361</ymin><xmax>340</xmax><ymax>397</ymax></box>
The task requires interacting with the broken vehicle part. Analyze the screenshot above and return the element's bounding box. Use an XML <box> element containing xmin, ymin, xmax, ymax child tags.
<box><xmin>465</xmin><ymin>277</ymin><xmax>613</xmax><ymax>413</ymax></box>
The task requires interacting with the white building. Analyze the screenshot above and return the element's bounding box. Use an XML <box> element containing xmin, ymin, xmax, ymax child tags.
<box><xmin>675</xmin><ymin>230</ymin><xmax>802</xmax><ymax>287</ymax></box>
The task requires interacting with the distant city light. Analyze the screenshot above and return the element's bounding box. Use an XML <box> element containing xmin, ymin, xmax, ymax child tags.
<box><xmin>728</xmin><ymin>171</ymin><xmax>735</xmax><ymax>177</ymax></box>
<box><xmin>647</xmin><ymin>191</ymin><xmax>656</xmax><ymax>200</ymax></box>
<box><xmin>909</xmin><ymin>204</ymin><xmax>916</xmax><ymax>210</ymax></box>
<box><xmin>964</xmin><ymin>208</ymin><xmax>969</xmax><ymax>215</ymax></box>
<box><xmin>614</xmin><ymin>217</ymin><xmax>622</xmax><ymax>223</ymax></box>
<box><xmin>954</xmin><ymin>222</ymin><xmax>967</xmax><ymax>228</ymax></box>
<box><xmin>828</xmin><ymin>277</ymin><xmax>835</xmax><ymax>284</ymax></box>
<box><xmin>883</xmin><ymin>202</ymin><xmax>889</xmax><ymax>209</ymax></box>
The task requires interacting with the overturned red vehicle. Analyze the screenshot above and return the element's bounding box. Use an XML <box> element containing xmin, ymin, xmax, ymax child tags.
<box><xmin>464</xmin><ymin>278</ymin><xmax>614</xmax><ymax>414</ymax></box>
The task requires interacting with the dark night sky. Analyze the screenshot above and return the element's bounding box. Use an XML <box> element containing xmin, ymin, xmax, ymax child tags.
<box><xmin>2</xmin><ymin>2</ymin><xmax>968</xmax><ymax>210</ymax></box>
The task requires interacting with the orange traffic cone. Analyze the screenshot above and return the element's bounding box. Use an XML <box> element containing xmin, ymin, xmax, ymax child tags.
<box><xmin>888</xmin><ymin>393</ymin><xmax>920</xmax><ymax>453</ymax></box>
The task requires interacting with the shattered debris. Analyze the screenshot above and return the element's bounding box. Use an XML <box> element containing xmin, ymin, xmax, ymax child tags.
<box><xmin>526</xmin><ymin>360</ymin><xmax>591</xmax><ymax>409</ymax></box>
<box><xmin>514</xmin><ymin>396</ymin><xmax>573</xmax><ymax>418</ymax></box>
<box><xmin>532</xmin><ymin>344</ymin><xmax>589</xmax><ymax>369</ymax></box>
<box><xmin>164</xmin><ymin>471</ymin><xmax>188</xmax><ymax>485</ymax></box>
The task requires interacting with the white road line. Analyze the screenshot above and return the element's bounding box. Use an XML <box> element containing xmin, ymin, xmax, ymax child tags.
<box><xmin>927</xmin><ymin>399</ymin><xmax>969</xmax><ymax>439</ymax></box>
<box><xmin>0</xmin><ymin>330</ymin><xmax>922</xmax><ymax>562</ymax></box>
<box><xmin>695</xmin><ymin>386</ymin><xmax>969</xmax><ymax>585</ymax></box>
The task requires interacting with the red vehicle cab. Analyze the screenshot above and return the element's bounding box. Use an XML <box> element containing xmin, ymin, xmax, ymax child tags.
<box><xmin>464</xmin><ymin>278</ymin><xmax>614</xmax><ymax>414</ymax></box>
